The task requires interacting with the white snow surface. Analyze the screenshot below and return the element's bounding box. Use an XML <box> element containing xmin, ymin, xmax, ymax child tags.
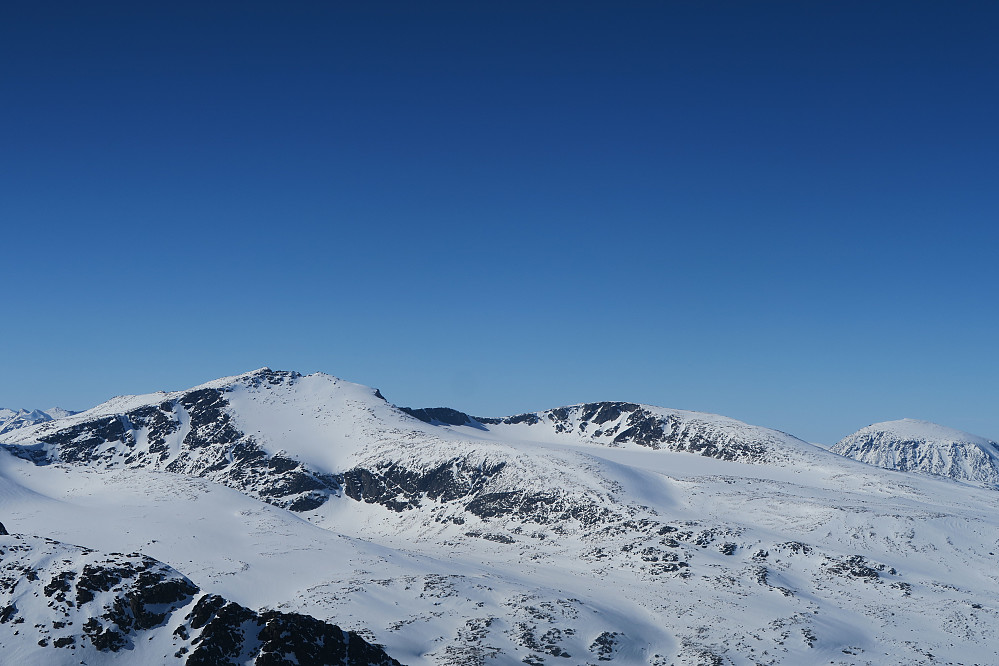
<box><xmin>2</xmin><ymin>370</ymin><xmax>999</xmax><ymax>665</ymax></box>
<box><xmin>832</xmin><ymin>418</ymin><xmax>999</xmax><ymax>486</ymax></box>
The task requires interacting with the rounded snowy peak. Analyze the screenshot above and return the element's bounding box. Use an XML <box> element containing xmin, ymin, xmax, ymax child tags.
<box><xmin>832</xmin><ymin>419</ymin><xmax>999</xmax><ymax>486</ymax></box>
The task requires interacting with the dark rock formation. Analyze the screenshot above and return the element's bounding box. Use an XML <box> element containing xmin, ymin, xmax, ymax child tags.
<box><xmin>342</xmin><ymin>459</ymin><xmax>506</xmax><ymax>511</ymax></box>
<box><xmin>183</xmin><ymin>594</ymin><xmax>403</xmax><ymax>666</ymax></box>
<box><xmin>0</xmin><ymin>534</ymin><xmax>404</xmax><ymax>665</ymax></box>
<box><xmin>401</xmin><ymin>407</ymin><xmax>484</xmax><ymax>429</ymax></box>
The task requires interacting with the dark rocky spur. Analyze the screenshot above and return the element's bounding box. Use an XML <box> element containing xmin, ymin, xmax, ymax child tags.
<box><xmin>0</xmin><ymin>532</ymin><xmax>404</xmax><ymax>665</ymax></box>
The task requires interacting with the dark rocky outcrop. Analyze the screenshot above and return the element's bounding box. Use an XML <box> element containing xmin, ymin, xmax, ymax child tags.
<box><xmin>183</xmin><ymin>595</ymin><xmax>403</xmax><ymax>666</ymax></box>
<box><xmin>464</xmin><ymin>490</ymin><xmax>614</xmax><ymax>526</ymax></box>
<box><xmin>341</xmin><ymin>459</ymin><xmax>507</xmax><ymax>512</ymax></box>
<box><xmin>400</xmin><ymin>407</ymin><xmax>485</xmax><ymax>429</ymax></box>
<box><xmin>0</xmin><ymin>534</ymin><xmax>404</xmax><ymax>665</ymax></box>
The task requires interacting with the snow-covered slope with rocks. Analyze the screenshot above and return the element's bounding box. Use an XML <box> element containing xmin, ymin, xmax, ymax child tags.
<box><xmin>0</xmin><ymin>530</ymin><xmax>401</xmax><ymax>665</ymax></box>
<box><xmin>832</xmin><ymin>418</ymin><xmax>999</xmax><ymax>486</ymax></box>
<box><xmin>2</xmin><ymin>368</ymin><xmax>999</xmax><ymax>665</ymax></box>
<box><xmin>0</xmin><ymin>407</ymin><xmax>77</xmax><ymax>436</ymax></box>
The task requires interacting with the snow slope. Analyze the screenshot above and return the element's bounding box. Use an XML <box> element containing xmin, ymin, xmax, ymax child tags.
<box><xmin>2</xmin><ymin>369</ymin><xmax>999</xmax><ymax>665</ymax></box>
<box><xmin>832</xmin><ymin>418</ymin><xmax>999</xmax><ymax>486</ymax></box>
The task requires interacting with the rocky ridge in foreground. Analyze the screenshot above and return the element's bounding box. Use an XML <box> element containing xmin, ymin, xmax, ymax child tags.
<box><xmin>0</xmin><ymin>529</ymin><xmax>402</xmax><ymax>665</ymax></box>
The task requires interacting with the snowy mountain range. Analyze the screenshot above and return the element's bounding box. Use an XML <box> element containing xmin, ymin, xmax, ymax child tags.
<box><xmin>0</xmin><ymin>406</ymin><xmax>76</xmax><ymax>436</ymax></box>
<box><xmin>2</xmin><ymin>368</ymin><xmax>998</xmax><ymax>665</ymax></box>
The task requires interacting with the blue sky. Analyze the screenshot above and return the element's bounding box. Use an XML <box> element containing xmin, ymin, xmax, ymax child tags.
<box><xmin>2</xmin><ymin>1</ymin><xmax>997</xmax><ymax>444</ymax></box>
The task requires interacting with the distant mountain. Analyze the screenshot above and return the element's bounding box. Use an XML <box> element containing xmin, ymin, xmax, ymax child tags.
<box><xmin>43</xmin><ymin>406</ymin><xmax>77</xmax><ymax>419</ymax></box>
<box><xmin>0</xmin><ymin>407</ymin><xmax>77</xmax><ymax>435</ymax></box>
<box><xmin>831</xmin><ymin>418</ymin><xmax>999</xmax><ymax>485</ymax></box>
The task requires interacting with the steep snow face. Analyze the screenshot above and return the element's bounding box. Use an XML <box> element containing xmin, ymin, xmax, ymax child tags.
<box><xmin>0</xmin><ymin>407</ymin><xmax>77</xmax><ymax>435</ymax></box>
<box><xmin>832</xmin><ymin>418</ymin><xmax>999</xmax><ymax>485</ymax></box>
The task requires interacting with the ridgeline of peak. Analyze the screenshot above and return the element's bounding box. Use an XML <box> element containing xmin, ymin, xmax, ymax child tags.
<box><xmin>6</xmin><ymin>369</ymin><xmax>998</xmax><ymax>485</ymax></box>
<box><xmin>0</xmin><ymin>369</ymin><xmax>839</xmax><ymax>534</ymax></box>
<box><xmin>405</xmin><ymin>400</ymin><xmax>817</xmax><ymax>466</ymax></box>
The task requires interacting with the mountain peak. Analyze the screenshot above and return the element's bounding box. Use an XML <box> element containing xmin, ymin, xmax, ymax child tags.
<box><xmin>832</xmin><ymin>419</ymin><xmax>999</xmax><ymax>485</ymax></box>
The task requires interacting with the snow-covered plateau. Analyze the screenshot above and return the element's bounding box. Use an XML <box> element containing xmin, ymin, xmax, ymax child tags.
<box><xmin>1</xmin><ymin>368</ymin><xmax>997</xmax><ymax>665</ymax></box>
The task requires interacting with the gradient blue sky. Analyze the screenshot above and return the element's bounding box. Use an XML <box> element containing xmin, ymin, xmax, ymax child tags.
<box><xmin>2</xmin><ymin>1</ymin><xmax>997</xmax><ymax>444</ymax></box>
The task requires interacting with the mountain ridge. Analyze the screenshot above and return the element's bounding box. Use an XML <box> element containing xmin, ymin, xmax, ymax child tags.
<box><xmin>0</xmin><ymin>406</ymin><xmax>77</xmax><ymax>436</ymax></box>
<box><xmin>0</xmin><ymin>368</ymin><xmax>832</xmax><ymax>518</ymax></box>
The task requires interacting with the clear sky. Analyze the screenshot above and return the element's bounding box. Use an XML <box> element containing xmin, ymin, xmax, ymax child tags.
<box><xmin>2</xmin><ymin>1</ymin><xmax>997</xmax><ymax>444</ymax></box>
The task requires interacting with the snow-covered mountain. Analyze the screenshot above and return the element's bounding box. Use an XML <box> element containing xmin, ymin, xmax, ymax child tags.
<box><xmin>1</xmin><ymin>368</ymin><xmax>998</xmax><ymax>665</ymax></box>
<box><xmin>405</xmin><ymin>402</ymin><xmax>814</xmax><ymax>466</ymax></box>
<box><xmin>0</xmin><ymin>369</ymin><xmax>818</xmax><ymax>519</ymax></box>
<box><xmin>831</xmin><ymin>418</ymin><xmax>999</xmax><ymax>486</ymax></box>
<box><xmin>0</xmin><ymin>406</ymin><xmax>77</xmax><ymax>436</ymax></box>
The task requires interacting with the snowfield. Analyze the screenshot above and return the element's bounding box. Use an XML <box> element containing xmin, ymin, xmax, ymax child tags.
<box><xmin>1</xmin><ymin>368</ymin><xmax>998</xmax><ymax>665</ymax></box>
